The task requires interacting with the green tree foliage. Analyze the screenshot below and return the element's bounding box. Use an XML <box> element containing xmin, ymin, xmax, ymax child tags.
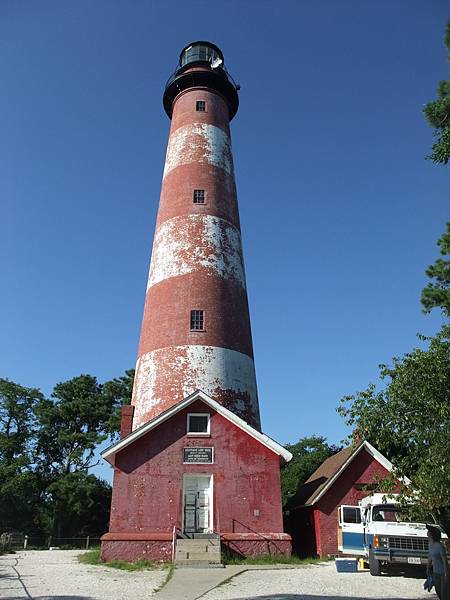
<box><xmin>35</xmin><ymin>370</ymin><xmax>135</xmax><ymax>474</ymax></box>
<box><xmin>103</xmin><ymin>369</ymin><xmax>134</xmax><ymax>438</ymax></box>
<box><xmin>423</xmin><ymin>21</ymin><xmax>450</xmax><ymax>164</ymax></box>
<box><xmin>0</xmin><ymin>370</ymin><xmax>133</xmax><ymax>538</ymax></box>
<box><xmin>338</xmin><ymin>326</ymin><xmax>450</xmax><ymax>530</ymax></box>
<box><xmin>281</xmin><ymin>436</ymin><xmax>340</xmax><ymax>506</ymax></box>
<box><xmin>421</xmin><ymin>223</ymin><xmax>450</xmax><ymax>316</ymax></box>
<box><xmin>0</xmin><ymin>468</ymin><xmax>48</xmax><ymax>534</ymax></box>
<box><xmin>0</xmin><ymin>380</ymin><xmax>46</xmax><ymax>532</ymax></box>
<box><xmin>0</xmin><ymin>378</ymin><xmax>42</xmax><ymax>464</ymax></box>
<box><xmin>47</xmin><ymin>472</ymin><xmax>112</xmax><ymax>538</ymax></box>
<box><xmin>35</xmin><ymin>375</ymin><xmax>112</xmax><ymax>474</ymax></box>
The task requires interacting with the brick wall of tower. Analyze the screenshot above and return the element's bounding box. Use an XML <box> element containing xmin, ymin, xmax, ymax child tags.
<box><xmin>132</xmin><ymin>88</ymin><xmax>261</xmax><ymax>430</ymax></box>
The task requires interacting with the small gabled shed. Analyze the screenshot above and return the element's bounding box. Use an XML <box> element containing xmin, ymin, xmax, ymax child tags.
<box><xmin>286</xmin><ymin>441</ymin><xmax>398</xmax><ymax>557</ymax></box>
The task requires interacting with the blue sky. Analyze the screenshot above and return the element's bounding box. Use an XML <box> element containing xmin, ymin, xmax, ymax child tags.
<box><xmin>1</xmin><ymin>1</ymin><xmax>448</xmax><ymax>483</ymax></box>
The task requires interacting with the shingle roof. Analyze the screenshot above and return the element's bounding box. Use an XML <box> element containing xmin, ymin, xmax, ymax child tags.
<box><xmin>286</xmin><ymin>441</ymin><xmax>403</xmax><ymax>510</ymax></box>
<box><xmin>286</xmin><ymin>444</ymin><xmax>358</xmax><ymax>509</ymax></box>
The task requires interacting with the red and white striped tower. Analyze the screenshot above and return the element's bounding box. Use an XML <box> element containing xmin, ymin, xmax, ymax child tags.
<box><xmin>131</xmin><ymin>42</ymin><xmax>261</xmax><ymax>431</ymax></box>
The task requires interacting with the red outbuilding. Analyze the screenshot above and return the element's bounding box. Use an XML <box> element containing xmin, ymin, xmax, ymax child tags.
<box><xmin>101</xmin><ymin>390</ymin><xmax>291</xmax><ymax>562</ymax></box>
<box><xmin>286</xmin><ymin>441</ymin><xmax>398</xmax><ymax>557</ymax></box>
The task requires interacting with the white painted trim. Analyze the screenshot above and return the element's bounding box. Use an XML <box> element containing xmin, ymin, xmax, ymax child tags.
<box><xmin>101</xmin><ymin>389</ymin><xmax>292</xmax><ymax>464</ymax></box>
<box><xmin>187</xmin><ymin>412</ymin><xmax>210</xmax><ymax>435</ymax></box>
<box><xmin>362</xmin><ymin>440</ymin><xmax>409</xmax><ymax>483</ymax></box>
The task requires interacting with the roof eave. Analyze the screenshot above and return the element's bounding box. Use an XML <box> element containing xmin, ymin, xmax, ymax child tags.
<box><xmin>101</xmin><ymin>390</ymin><xmax>292</xmax><ymax>463</ymax></box>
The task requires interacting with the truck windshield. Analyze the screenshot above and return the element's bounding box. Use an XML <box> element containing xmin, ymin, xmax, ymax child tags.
<box><xmin>372</xmin><ymin>505</ymin><xmax>435</xmax><ymax>523</ymax></box>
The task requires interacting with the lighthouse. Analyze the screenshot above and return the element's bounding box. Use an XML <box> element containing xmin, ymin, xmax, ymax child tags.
<box><xmin>101</xmin><ymin>42</ymin><xmax>292</xmax><ymax>563</ymax></box>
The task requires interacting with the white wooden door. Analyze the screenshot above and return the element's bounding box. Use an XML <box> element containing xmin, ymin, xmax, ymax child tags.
<box><xmin>183</xmin><ymin>476</ymin><xmax>211</xmax><ymax>533</ymax></box>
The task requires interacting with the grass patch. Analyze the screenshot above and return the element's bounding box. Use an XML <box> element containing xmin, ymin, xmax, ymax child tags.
<box><xmin>154</xmin><ymin>563</ymin><xmax>175</xmax><ymax>593</ymax></box>
<box><xmin>78</xmin><ymin>548</ymin><xmax>102</xmax><ymax>565</ymax></box>
<box><xmin>222</xmin><ymin>553</ymin><xmax>330</xmax><ymax>566</ymax></box>
<box><xmin>78</xmin><ymin>548</ymin><xmax>160</xmax><ymax>571</ymax></box>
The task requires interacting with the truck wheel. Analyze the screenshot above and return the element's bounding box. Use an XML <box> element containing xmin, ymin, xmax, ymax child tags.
<box><xmin>369</xmin><ymin>550</ymin><xmax>382</xmax><ymax>576</ymax></box>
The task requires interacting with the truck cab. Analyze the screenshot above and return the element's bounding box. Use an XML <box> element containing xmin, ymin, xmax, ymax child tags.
<box><xmin>338</xmin><ymin>494</ymin><xmax>450</xmax><ymax>576</ymax></box>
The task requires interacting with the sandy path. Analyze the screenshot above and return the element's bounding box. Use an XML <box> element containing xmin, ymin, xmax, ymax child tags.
<box><xmin>0</xmin><ymin>550</ymin><xmax>167</xmax><ymax>600</ymax></box>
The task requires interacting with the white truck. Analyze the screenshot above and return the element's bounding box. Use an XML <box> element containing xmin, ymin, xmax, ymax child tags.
<box><xmin>338</xmin><ymin>493</ymin><xmax>450</xmax><ymax>576</ymax></box>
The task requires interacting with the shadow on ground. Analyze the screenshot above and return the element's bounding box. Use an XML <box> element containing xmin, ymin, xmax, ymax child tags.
<box><xmin>383</xmin><ymin>567</ymin><xmax>425</xmax><ymax>579</ymax></box>
<box><xmin>4</xmin><ymin>597</ymin><xmax>95</xmax><ymax>600</ymax></box>
<box><xmin>203</xmin><ymin>594</ymin><xmax>423</xmax><ymax>600</ymax></box>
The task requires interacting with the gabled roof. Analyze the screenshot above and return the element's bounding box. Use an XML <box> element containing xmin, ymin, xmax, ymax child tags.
<box><xmin>102</xmin><ymin>389</ymin><xmax>293</xmax><ymax>465</ymax></box>
<box><xmin>287</xmin><ymin>440</ymin><xmax>405</xmax><ymax>509</ymax></box>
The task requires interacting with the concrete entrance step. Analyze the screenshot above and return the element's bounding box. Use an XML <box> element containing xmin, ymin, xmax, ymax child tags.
<box><xmin>174</xmin><ymin>537</ymin><xmax>222</xmax><ymax>567</ymax></box>
<box><xmin>176</xmin><ymin>539</ymin><xmax>220</xmax><ymax>548</ymax></box>
<box><xmin>175</xmin><ymin>561</ymin><xmax>225</xmax><ymax>569</ymax></box>
<box><xmin>176</xmin><ymin>550</ymin><xmax>220</xmax><ymax>560</ymax></box>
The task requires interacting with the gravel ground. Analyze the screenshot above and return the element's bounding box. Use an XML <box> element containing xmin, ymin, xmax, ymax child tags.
<box><xmin>0</xmin><ymin>550</ymin><xmax>168</xmax><ymax>600</ymax></box>
<box><xmin>0</xmin><ymin>551</ymin><xmax>434</xmax><ymax>600</ymax></box>
<box><xmin>201</xmin><ymin>562</ymin><xmax>430</xmax><ymax>600</ymax></box>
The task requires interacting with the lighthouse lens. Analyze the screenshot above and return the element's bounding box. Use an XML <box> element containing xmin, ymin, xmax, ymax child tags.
<box><xmin>181</xmin><ymin>44</ymin><xmax>220</xmax><ymax>67</ymax></box>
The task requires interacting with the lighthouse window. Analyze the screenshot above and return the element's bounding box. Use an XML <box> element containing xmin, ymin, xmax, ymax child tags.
<box><xmin>187</xmin><ymin>413</ymin><xmax>210</xmax><ymax>435</ymax></box>
<box><xmin>190</xmin><ymin>310</ymin><xmax>204</xmax><ymax>331</ymax></box>
<box><xmin>196</xmin><ymin>100</ymin><xmax>206</xmax><ymax>112</ymax></box>
<box><xmin>193</xmin><ymin>189</ymin><xmax>205</xmax><ymax>204</ymax></box>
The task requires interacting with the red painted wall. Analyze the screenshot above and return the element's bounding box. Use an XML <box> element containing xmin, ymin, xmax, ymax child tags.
<box><xmin>290</xmin><ymin>449</ymin><xmax>396</xmax><ymax>557</ymax></box>
<box><xmin>316</xmin><ymin>449</ymin><xmax>392</xmax><ymax>556</ymax></box>
<box><xmin>108</xmin><ymin>399</ymin><xmax>284</xmax><ymax>537</ymax></box>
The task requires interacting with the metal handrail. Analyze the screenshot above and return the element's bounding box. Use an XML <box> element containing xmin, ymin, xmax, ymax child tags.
<box><xmin>171</xmin><ymin>525</ymin><xmax>176</xmax><ymax>564</ymax></box>
<box><xmin>215</xmin><ymin>498</ymin><xmax>221</xmax><ymax>538</ymax></box>
<box><xmin>172</xmin><ymin>489</ymin><xmax>182</xmax><ymax>563</ymax></box>
<box><xmin>164</xmin><ymin>64</ymin><xmax>238</xmax><ymax>93</ymax></box>
<box><xmin>175</xmin><ymin>491</ymin><xmax>180</xmax><ymax>533</ymax></box>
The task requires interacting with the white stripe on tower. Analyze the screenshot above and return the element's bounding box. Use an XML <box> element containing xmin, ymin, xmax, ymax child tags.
<box><xmin>133</xmin><ymin>346</ymin><xmax>258</xmax><ymax>427</ymax></box>
<box><xmin>163</xmin><ymin>123</ymin><xmax>233</xmax><ymax>177</ymax></box>
<box><xmin>147</xmin><ymin>215</ymin><xmax>246</xmax><ymax>290</ymax></box>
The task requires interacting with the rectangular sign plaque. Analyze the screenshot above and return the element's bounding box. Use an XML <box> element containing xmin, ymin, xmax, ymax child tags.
<box><xmin>183</xmin><ymin>447</ymin><xmax>213</xmax><ymax>464</ymax></box>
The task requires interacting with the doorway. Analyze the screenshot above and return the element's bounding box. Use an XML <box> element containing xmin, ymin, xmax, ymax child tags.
<box><xmin>182</xmin><ymin>475</ymin><xmax>213</xmax><ymax>534</ymax></box>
